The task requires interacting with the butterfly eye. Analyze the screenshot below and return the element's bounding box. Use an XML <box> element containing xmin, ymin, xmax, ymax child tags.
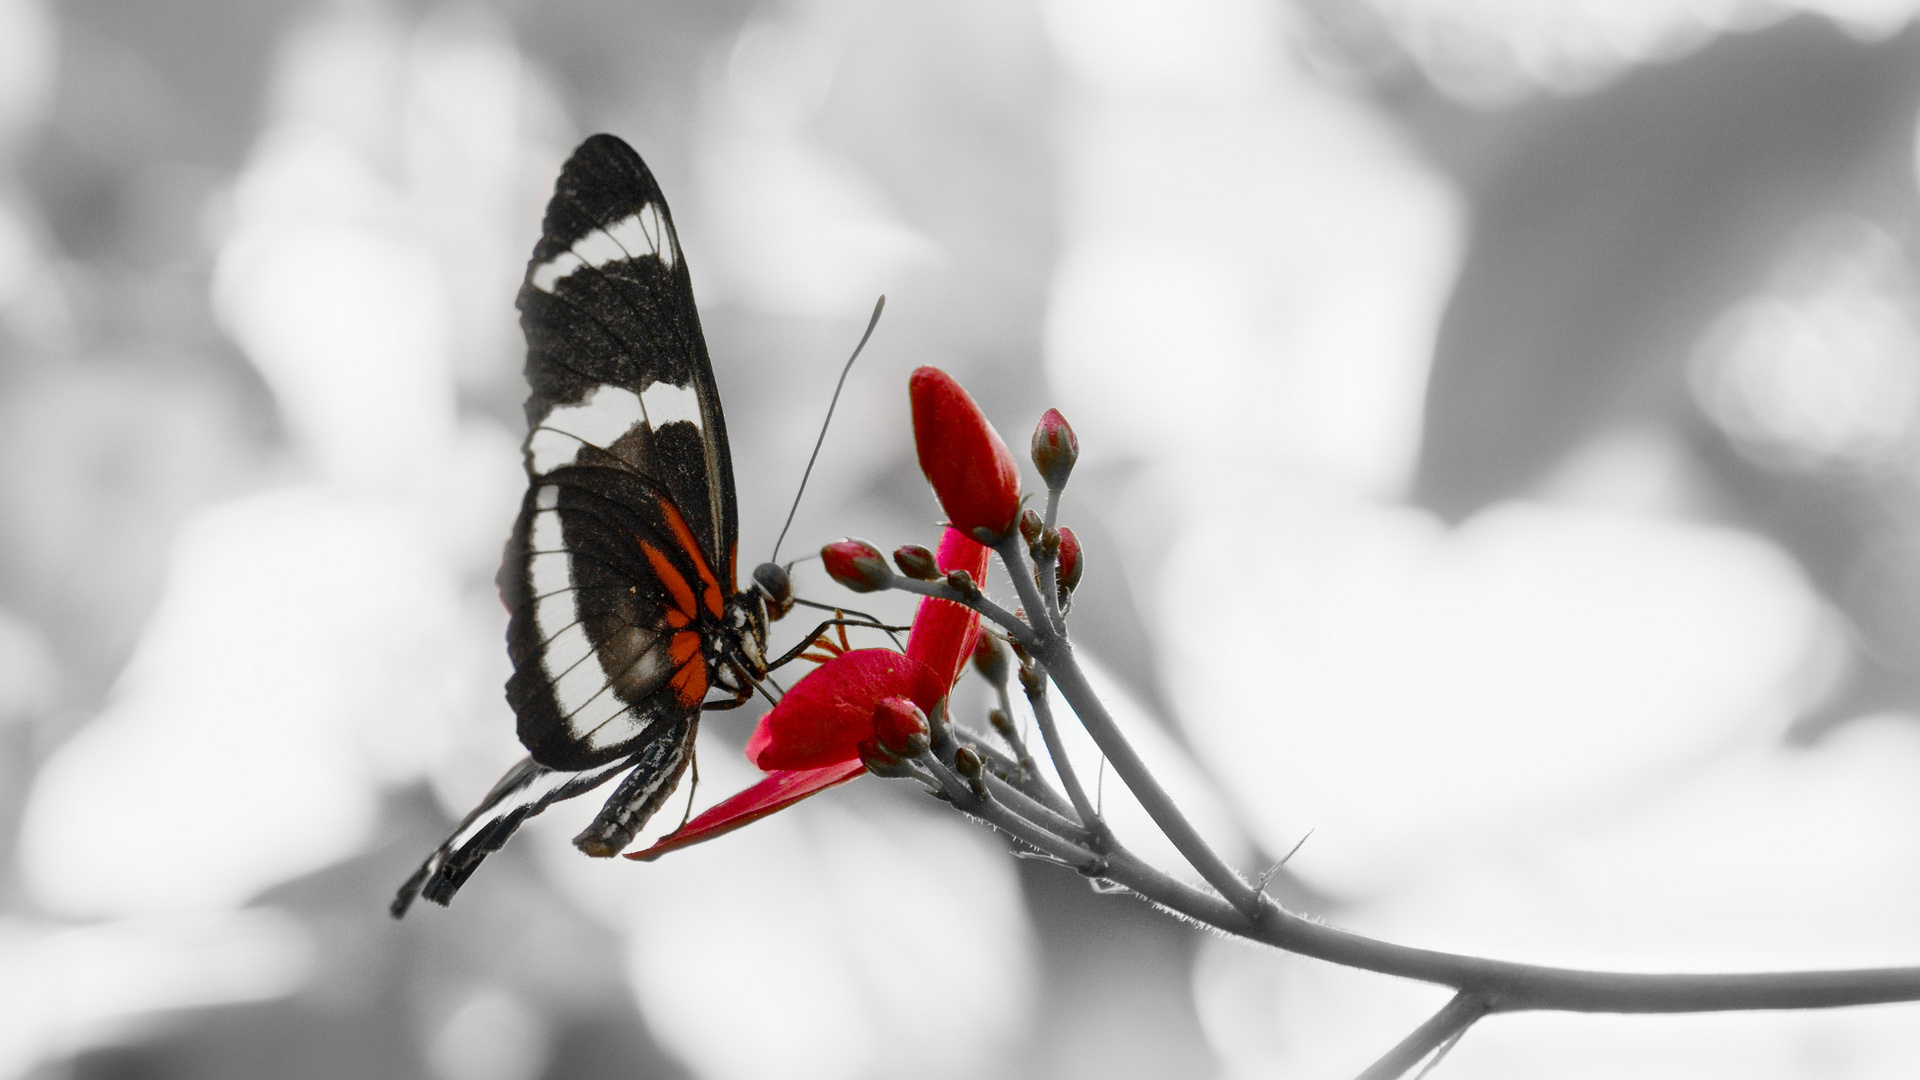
<box><xmin>752</xmin><ymin>561</ymin><xmax>795</xmax><ymax>619</ymax></box>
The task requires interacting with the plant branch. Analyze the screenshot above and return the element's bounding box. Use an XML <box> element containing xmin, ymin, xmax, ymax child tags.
<box><xmin>1354</xmin><ymin>992</ymin><xmax>1488</xmax><ymax>1080</ymax></box>
<box><xmin>888</xmin><ymin>577</ymin><xmax>1036</xmax><ymax>646</ymax></box>
<box><xmin>1088</xmin><ymin>839</ymin><xmax>1920</xmax><ymax>1014</ymax></box>
<box><xmin>968</xmin><ymin>741</ymin><xmax>1080</xmax><ymax>823</ymax></box>
<box><xmin>1034</xmin><ymin>494</ymin><xmax>1065</xmax><ymax>633</ymax></box>
<box><xmin>915</xmin><ymin>753</ymin><xmax>1102</xmax><ymax>870</ymax></box>
<box><xmin>987</xmin><ymin>680</ymin><xmax>1038</xmax><ymax>779</ymax></box>
<box><xmin>889</xmin><ymin>741</ymin><xmax>1920</xmax><ymax>1018</ymax></box>
<box><xmin>900</xmin><ymin>497</ymin><xmax>1920</xmax><ymax>1019</ymax></box>
<box><xmin>977</xmin><ymin>761</ymin><xmax>1094</xmax><ymax>841</ymax></box>
<box><xmin>1018</xmin><ymin>635</ymin><xmax>1264</xmax><ymax>916</ymax></box>
<box><xmin>1021</xmin><ymin>660</ymin><xmax>1112</xmax><ymax>849</ymax></box>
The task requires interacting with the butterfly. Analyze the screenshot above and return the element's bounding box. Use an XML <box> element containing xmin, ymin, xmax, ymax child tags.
<box><xmin>392</xmin><ymin>134</ymin><xmax>800</xmax><ymax>917</ymax></box>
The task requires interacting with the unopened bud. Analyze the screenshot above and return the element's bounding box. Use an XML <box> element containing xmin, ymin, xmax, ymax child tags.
<box><xmin>858</xmin><ymin>737</ymin><xmax>910</xmax><ymax>777</ymax></box>
<box><xmin>1019</xmin><ymin>507</ymin><xmax>1043</xmax><ymax>548</ymax></box>
<box><xmin>872</xmin><ymin>697</ymin><xmax>932</xmax><ymax>757</ymax></box>
<box><xmin>972</xmin><ymin>633</ymin><xmax>1009</xmax><ymax>685</ymax></box>
<box><xmin>988</xmin><ymin>708</ymin><xmax>1015</xmax><ymax>738</ymax></box>
<box><xmin>892</xmin><ymin>543</ymin><xmax>940</xmax><ymax>581</ymax></box>
<box><xmin>953</xmin><ymin>745</ymin><xmax>984</xmax><ymax>778</ymax></box>
<box><xmin>1056</xmin><ymin>526</ymin><xmax>1084</xmax><ymax>594</ymax></box>
<box><xmin>1031</xmin><ymin>408</ymin><xmax>1078</xmax><ymax>490</ymax></box>
<box><xmin>911</xmin><ymin>367</ymin><xmax>1023</xmax><ymax>543</ymax></box>
<box><xmin>821</xmin><ymin>539</ymin><xmax>893</xmax><ymax>593</ymax></box>
<box><xmin>1017</xmin><ymin>663</ymin><xmax>1044</xmax><ymax>696</ymax></box>
<box><xmin>945</xmin><ymin>569</ymin><xmax>979</xmax><ymax>597</ymax></box>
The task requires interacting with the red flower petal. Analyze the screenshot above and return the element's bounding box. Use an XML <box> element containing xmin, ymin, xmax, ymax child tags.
<box><xmin>749</xmin><ymin>649</ymin><xmax>946</xmax><ymax>771</ymax></box>
<box><xmin>906</xmin><ymin>528</ymin><xmax>990</xmax><ymax>689</ymax></box>
<box><xmin>909</xmin><ymin>367</ymin><xmax>1022</xmax><ymax>542</ymax></box>
<box><xmin>624</xmin><ymin>761</ymin><xmax>866</xmax><ymax>861</ymax></box>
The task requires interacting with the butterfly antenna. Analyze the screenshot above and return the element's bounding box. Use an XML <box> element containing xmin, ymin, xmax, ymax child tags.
<box><xmin>770</xmin><ymin>295</ymin><xmax>886</xmax><ymax>565</ymax></box>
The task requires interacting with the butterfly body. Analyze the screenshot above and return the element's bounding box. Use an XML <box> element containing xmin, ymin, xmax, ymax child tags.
<box><xmin>393</xmin><ymin>134</ymin><xmax>786</xmax><ymax>916</ymax></box>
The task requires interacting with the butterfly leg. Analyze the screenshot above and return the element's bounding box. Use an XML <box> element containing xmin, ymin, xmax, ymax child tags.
<box><xmin>573</xmin><ymin>716</ymin><xmax>697</xmax><ymax>857</ymax></box>
<box><xmin>764</xmin><ymin>617</ymin><xmax>912</xmax><ymax>672</ymax></box>
<box><xmin>674</xmin><ymin>749</ymin><xmax>700</xmax><ymax>832</ymax></box>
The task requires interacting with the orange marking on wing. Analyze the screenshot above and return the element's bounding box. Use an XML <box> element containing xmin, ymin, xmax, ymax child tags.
<box><xmin>655</xmin><ymin>496</ymin><xmax>727</xmax><ymax>618</ymax></box>
<box><xmin>669</xmin><ymin>630</ymin><xmax>702</xmax><ymax>665</ymax></box>
<box><xmin>642</xmin><ymin>541</ymin><xmax>698</xmax><ymax>620</ymax></box>
<box><xmin>668</xmin><ymin>651</ymin><xmax>709</xmax><ymax>709</ymax></box>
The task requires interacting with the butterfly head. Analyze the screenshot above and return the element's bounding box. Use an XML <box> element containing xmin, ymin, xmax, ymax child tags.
<box><xmin>750</xmin><ymin>561</ymin><xmax>795</xmax><ymax>621</ymax></box>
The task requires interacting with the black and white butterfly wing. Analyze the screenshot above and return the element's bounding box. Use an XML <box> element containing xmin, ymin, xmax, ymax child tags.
<box><xmin>516</xmin><ymin>134</ymin><xmax>738</xmax><ymax>564</ymax></box>
<box><xmin>505</xmin><ymin>134</ymin><xmax>741</xmax><ymax>773</ymax></box>
<box><xmin>394</xmin><ymin>135</ymin><xmax>742</xmax><ymax>917</ymax></box>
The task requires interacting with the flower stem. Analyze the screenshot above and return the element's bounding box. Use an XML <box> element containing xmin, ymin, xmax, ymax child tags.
<box><xmin>889</xmin><ymin>577</ymin><xmax>1035</xmax><ymax>646</ymax></box>
<box><xmin>992</xmin><ymin>534</ymin><xmax>1262</xmax><ymax>917</ymax></box>
<box><xmin>1023</xmin><ymin>662</ymin><xmax>1111</xmax><ymax>850</ymax></box>
<box><xmin>987</xmin><ymin>680</ymin><xmax>1038</xmax><ymax>779</ymax></box>
<box><xmin>919</xmin><ymin>754</ymin><xmax>1102</xmax><ymax>869</ymax></box>
<box><xmin>1043</xmin><ymin>647</ymin><xmax>1262</xmax><ymax>916</ymax></box>
<box><xmin>1036</xmin><ymin>487</ymin><xmax>1065</xmax><ymax>631</ymax></box>
<box><xmin>978</xmin><ymin>768</ymin><xmax>1095</xmax><ymax>844</ymax></box>
<box><xmin>968</xmin><ymin>741</ymin><xmax>1079</xmax><ymax>822</ymax></box>
<box><xmin>1092</xmin><ymin>839</ymin><xmax>1920</xmax><ymax>1013</ymax></box>
<box><xmin>882</xmin><ymin>750</ymin><xmax>1920</xmax><ymax>1018</ymax></box>
<box><xmin>1353</xmin><ymin>992</ymin><xmax>1487</xmax><ymax>1080</ymax></box>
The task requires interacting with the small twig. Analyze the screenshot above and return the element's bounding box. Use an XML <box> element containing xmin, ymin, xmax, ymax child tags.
<box><xmin>888</xmin><ymin>577</ymin><xmax>1036</xmax><ymax>646</ymax></box>
<box><xmin>1354</xmin><ymin>992</ymin><xmax>1488</xmax><ymax>1080</ymax></box>
<box><xmin>968</xmin><ymin>741</ymin><xmax>1080</xmax><ymax>823</ymax></box>
<box><xmin>1021</xmin><ymin>661</ymin><xmax>1112</xmax><ymax>850</ymax></box>
<box><xmin>988</xmin><ymin>700</ymin><xmax>1037</xmax><ymax>780</ymax></box>
<box><xmin>1033</xmin><ymin>526</ymin><xmax>1065</xmax><ymax>634</ymax></box>
<box><xmin>1412</xmin><ymin>1027</ymin><xmax>1470</xmax><ymax>1080</ymax></box>
<box><xmin>993</xmin><ymin>532</ymin><xmax>1261</xmax><ymax>917</ymax></box>
<box><xmin>916</xmin><ymin>752</ymin><xmax>1103</xmax><ymax>870</ymax></box>
<box><xmin>1036</xmin><ymin>486</ymin><xmax>1067</xmax><ymax>628</ymax></box>
<box><xmin>978</xmin><ymin>766</ymin><xmax>1096</xmax><ymax>845</ymax></box>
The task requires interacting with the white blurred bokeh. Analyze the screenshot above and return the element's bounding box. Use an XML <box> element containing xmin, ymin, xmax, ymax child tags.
<box><xmin>3</xmin><ymin>0</ymin><xmax>1920</xmax><ymax>1078</ymax></box>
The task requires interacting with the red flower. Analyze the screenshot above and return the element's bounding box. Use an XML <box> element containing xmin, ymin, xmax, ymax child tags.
<box><xmin>629</xmin><ymin>529</ymin><xmax>990</xmax><ymax>860</ymax></box>
<box><xmin>910</xmin><ymin>367</ymin><xmax>1022</xmax><ymax>543</ymax></box>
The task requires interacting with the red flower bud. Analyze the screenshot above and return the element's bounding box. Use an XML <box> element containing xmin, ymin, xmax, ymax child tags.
<box><xmin>909</xmin><ymin>367</ymin><xmax>1022</xmax><ymax>543</ymax></box>
<box><xmin>1056</xmin><ymin>526</ymin><xmax>1083</xmax><ymax>593</ymax></box>
<box><xmin>1019</xmin><ymin>507</ymin><xmax>1043</xmax><ymax>548</ymax></box>
<box><xmin>1031</xmin><ymin>408</ymin><xmax>1078</xmax><ymax>489</ymax></box>
<box><xmin>821</xmin><ymin>538</ymin><xmax>892</xmax><ymax>593</ymax></box>
<box><xmin>892</xmin><ymin>543</ymin><xmax>940</xmax><ymax>581</ymax></box>
<box><xmin>872</xmin><ymin>696</ymin><xmax>931</xmax><ymax>757</ymax></box>
<box><xmin>858</xmin><ymin>737</ymin><xmax>911</xmax><ymax>777</ymax></box>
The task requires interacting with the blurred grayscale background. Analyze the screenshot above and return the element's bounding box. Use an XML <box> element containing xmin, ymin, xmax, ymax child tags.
<box><xmin>4</xmin><ymin>0</ymin><xmax>1920</xmax><ymax>1077</ymax></box>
